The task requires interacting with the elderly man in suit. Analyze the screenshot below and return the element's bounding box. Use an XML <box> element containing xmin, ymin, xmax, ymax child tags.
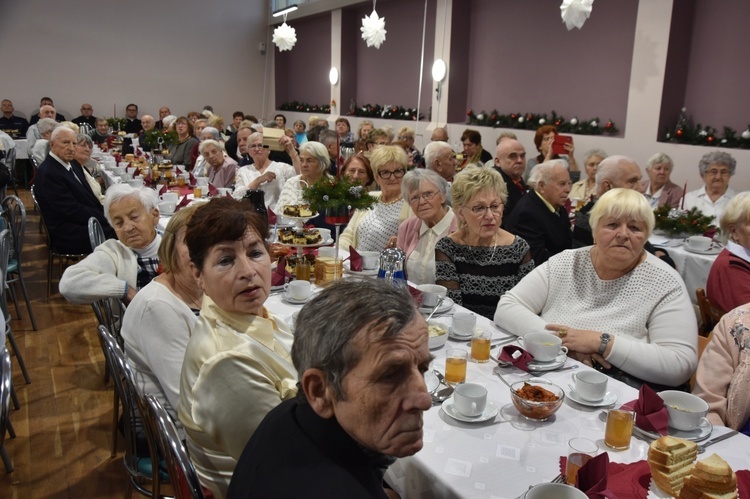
<box><xmin>34</xmin><ymin>127</ymin><xmax>115</xmax><ymax>254</ymax></box>
<box><xmin>505</xmin><ymin>160</ymin><xmax>572</xmax><ymax>265</ymax></box>
<box><xmin>493</xmin><ymin>138</ymin><xmax>527</xmax><ymax>226</ymax></box>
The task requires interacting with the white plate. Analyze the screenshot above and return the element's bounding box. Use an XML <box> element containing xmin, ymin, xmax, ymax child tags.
<box><xmin>280</xmin><ymin>211</ymin><xmax>319</xmax><ymax>221</ymax></box>
<box><xmin>281</xmin><ymin>293</ymin><xmax>310</xmax><ymax>305</ymax></box>
<box><xmin>567</xmin><ymin>389</ymin><xmax>618</xmax><ymax>407</ymax></box>
<box><xmin>277</xmin><ymin>238</ymin><xmax>334</xmax><ymax>248</ymax></box>
<box><xmin>424</xmin><ymin>371</ymin><xmax>440</xmax><ymax>394</ymax></box>
<box><xmin>683</xmin><ymin>242</ymin><xmax>722</xmax><ymax>255</ymax></box>
<box><xmin>419</xmin><ymin>297</ymin><xmax>454</xmax><ymax>315</ymax></box>
<box><xmin>527</xmin><ymin>353</ymin><xmax>567</xmax><ymax>372</ymax></box>
<box><xmin>270</xmin><ymin>284</ymin><xmax>286</xmax><ymax>292</ymax></box>
<box><xmin>343</xmin><ymin>261</ymin><xmax>379</xmax><ymax>276</ymax></box>
<box><xmin>448</xmin><ymin>326</ymin><xmax>482</xmax><ymax>340</ymax></box>
<box><xmin>632</xmin><ymin>417</ymin><xmax>713</xmax><ymax>442</ymax></box>
<box><xmin>441</xmin><ymin>398</ymin><xmax>499</xmax><ymax>423</ymax></box>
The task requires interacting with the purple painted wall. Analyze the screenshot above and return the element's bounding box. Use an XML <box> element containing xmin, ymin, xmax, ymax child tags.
<box><xmin>681</xmin><ymin>0</ymin><xmax>750</xmax><ymax>132</ymax></box>
<box><xmin>465</xmin><ymin>0</ymin><xmax>638</xmax><ymax>134</ymax></box>
<box><xmin>659</xmin><ymin>0</ymin><xmax>696</xmax><ymax>137</ymax></box>
<box><xmin>275</xmin><ymin>13</ymin><xmax>331</xmax><ymax>107</ymax></box>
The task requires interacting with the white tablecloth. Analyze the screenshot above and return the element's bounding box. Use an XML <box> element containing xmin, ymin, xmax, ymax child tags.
<box><xmin>650</xmin><ymin>236</ymin><xmax>719</xmax><ymax>305</ymax></box>
<box><xmin>13</xmin><ymin>139</ymin><xmax>27</xmax><ymax>159</ymax></box>
<box><xmin>263</xmin><ymin>275</ymin><xmax>750</xmax><ymax>499</ymax></box>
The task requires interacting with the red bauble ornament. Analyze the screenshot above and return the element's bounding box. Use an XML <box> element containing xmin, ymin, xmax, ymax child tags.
<box><xmin>676</xmin><ymin>129</ymin><xmax>684</xmax><ymax>137</ymax></box>
<box><xmin>466</xmin><ymin>109</ymin><xmax>472</xmax><ymax>116</ymax></box>
<box><xmin>707</xmin><ymin>136</ymin><xmax>715</xmax><ymax>143</ymax></box>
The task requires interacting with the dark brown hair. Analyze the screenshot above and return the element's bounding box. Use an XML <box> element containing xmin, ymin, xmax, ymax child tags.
<box><xmin>533</xmin><ymin>125</ymin><xmax>558</xmax><ymax>151</ymax></box>
<box><xmin>338</xmin><ymin>154</ymin><xmax>374</xmax><ymax>185</ymax></box>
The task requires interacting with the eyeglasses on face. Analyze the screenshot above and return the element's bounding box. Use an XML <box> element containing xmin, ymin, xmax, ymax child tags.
<box><xmin>469</xmin><ymin>203</ymin><xmax>503</xmax><ymax>215</ymax></box>
<box><xmin>705</xmin><ymin>169</ymin><xmax>730</xmax><ymax>177</ymax></box>
<box><xmin>408</xmin><ymin>190</ymin><xmax>438</xmax><ymax>204</ymax></box>
<box><xmin>378</xmin><ymin>168</ymin><xmax>406</xmax><ymax>179</ymax></box>
<box><xmin>249</xmin><ymin>144</ymin><xmax>269</xmax><ymax>150</ymax></box>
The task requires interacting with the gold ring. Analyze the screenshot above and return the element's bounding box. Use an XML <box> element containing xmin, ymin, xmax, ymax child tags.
<box><xmin>558</xmin><ymin>330</ymin><xmax>568</xmax><ymax>338</ymax></box>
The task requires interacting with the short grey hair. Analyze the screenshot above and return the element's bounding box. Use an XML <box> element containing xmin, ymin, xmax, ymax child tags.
<box><xmin>103</xmin><ymin>184</ymin><xmax>159</xmax><ymax>224</ymax></box>
<box><xmin>50</xmin><ymin>126</ymin><xmax>75</xmax><ymax>141</ymax></box>
<box><xmin>162</xmin><ymin>115</ymin><xmax>177</xmax><ymax>128</ymax></box>
<box><xmin>248</xmin><ymin>131</ymin><xmax>263</xmax><ymax>143</ymax></box>
<box><xmin>646</xmin><ymin>152</ymin><xmax>673</xmax><ymax>170</ymax></box>
<box><xmin>528</xmin><ymin>160</ymin><xmax>566</xmax><ymax>190</ymax></box>
<box><xmin>595</xmin><ymin>155</ymin><xmax>636</xmax><ymax>190</ymax></box>
<box><xmin>200</xmin><ymin>126</ymin><xmax>221</xmax><ymax>141</ymax></box>
<box><xmin>583</xmin><ymin>148</ymin><xmax>608</xmax><ymax>164</ymax></box>
<box><xmin>299</xmin><ymin>141</ymin><xmax>330</xmax><ymax>175</ymax></box>
<box><xmin>319</xmin><ymin>129</ymin><xmax>337</xmax><ymax>147</ymax></box>
<box><xmin>698</xmin><ymin>151</ymin><xmax>736</xmax><ymax>176</ymax></box>
<box><xmin>199</xmin><ymin>139</ymin><xmax>225</xmax><ymax>155</ymax></box>
<box><xmin>75</xmin><ymin>133</ymin><xmax>93</xmax><ymax>148</ymax></box>
<box><xmin>424</xmin><ymin>141</ymin><xmax>451</xmax><ymax>169</ymax></box>
<box><xmin>292</xmin><ymin>280</ymin><xmax>418</xmax><ymax>400</ymax></box>
<box><xmin>401</xmin><ymin>168</ymin><xmax>449</xmax><ymax>205</ymax></box>
<box><xmin>37</xmin><ymin>118</ymin><xmax>58</xmax><ymax>137</ymax></box>
<box><xmin>719</xmin><ymin>192</ymin><xmax>750</xmax><ymax>244</ymax></box>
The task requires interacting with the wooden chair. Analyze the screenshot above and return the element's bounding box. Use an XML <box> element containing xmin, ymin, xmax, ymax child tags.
<box><xmin>690</xmin><ymin>332</ymin><xmax>712</xmax><ymax>391</ymax></box>
<box><xmin>696</xmin><ymin>288</ymin><xmax>726</xmax><ymax>337</ymax></box>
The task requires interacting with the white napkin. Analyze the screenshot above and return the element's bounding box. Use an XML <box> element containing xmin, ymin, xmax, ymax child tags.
<box><xmin>560</xmin><ymin>0</ymin><xmax>594</xmax><ymax>30</ymax></box>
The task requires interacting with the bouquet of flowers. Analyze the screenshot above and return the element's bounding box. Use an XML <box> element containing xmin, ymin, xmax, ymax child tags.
<box><xmin>653</xmin><ymin>205</ymin><xmax>715</xmax><ymax>236</ymax></box>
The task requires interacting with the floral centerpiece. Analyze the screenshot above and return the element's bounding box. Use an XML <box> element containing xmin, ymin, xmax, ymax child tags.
<box><xmin>653</xmin><ymin>205</ymin><xmax>715</xmax><ymax>237</ymax></box>
<box><xmin>106</xmin><ymin>117</ymin><xmax>128</xmax><ymax>132</ymax></box>
<box><xmin>140</xmin><ymin>128</ymin><xmax>178</xmax><ymax>150</ymax></box>
<box><xmin>303</xmin><ymin>176</ymin><xmax>377</xmax><ymax>224</ymax></box>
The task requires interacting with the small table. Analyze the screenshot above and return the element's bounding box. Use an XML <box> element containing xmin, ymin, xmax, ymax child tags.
<box><xmin>650</xmin><ymin>236</ymin><xmax>721</xmax><ymax>304</ymax></box>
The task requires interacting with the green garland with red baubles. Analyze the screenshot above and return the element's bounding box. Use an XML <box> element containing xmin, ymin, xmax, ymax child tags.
<box><xmin>466</xmin><ymin>109</ymin><xmax>618</xmax><ymax>135</ymax></box>
<box><xmin>660</xmin><ymin>107</ymin><xmax>750</xmax><ymax>149</ymax></box>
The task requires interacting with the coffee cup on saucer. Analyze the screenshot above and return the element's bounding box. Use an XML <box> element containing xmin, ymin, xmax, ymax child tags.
<box><xmin>284</xmin><ymin>280</ymin><xmax>311</xmax><ymax>301</ymax></box>
<box><xmin>686</xmin><ymin>235</ymin><xmax>712</xmax><ymax>251</ymax></box>
<box><xmin>452</xmin><ymin>383</ymin><xmax>487</xmax><ymax>417</ymax></box>
<box><xmin>158</xmin><ymin>201</ymin><xmax>176</xmax><ymax>215</ymax></box>
<box><xmin>572</xmin><ymin>370</ymin><xmax>608</xmax><ymax>402</ymax></box>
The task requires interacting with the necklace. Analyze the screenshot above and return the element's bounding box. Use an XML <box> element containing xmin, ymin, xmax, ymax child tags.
<box><xmin>167</xmin><ymin>274</ymin><xmax>202</xmax><ymax>310</ymax></box>
<box><xmin>380</xmin><ymin>195</ymin><xmax>402</xmax><ymax>205</ymax></box>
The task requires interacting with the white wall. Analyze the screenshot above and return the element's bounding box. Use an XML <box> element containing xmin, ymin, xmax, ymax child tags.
<box><xmin>0</xmin><ymin>0</ymin><xmax>272</xmax><ymax>124</ymax></box>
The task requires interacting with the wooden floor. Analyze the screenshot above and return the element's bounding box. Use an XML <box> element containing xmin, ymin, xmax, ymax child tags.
<box><xmin>0</xmin><ymin>189</ymin><xmax>129</xmax><ymax>498</ymax></box>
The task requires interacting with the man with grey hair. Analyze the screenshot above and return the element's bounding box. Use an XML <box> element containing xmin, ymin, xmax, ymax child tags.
<box><xmin>319</xmin><ymin>129</ymin><xmax>339</xmax><ymax>175</ymax></box>
<box><xmin>506</xmin><ymin>160</ymin><xmax>572</xmax><ymax>265</ymax></box>
<box><xmin>26</xmin><ymin>104</ymin><xmax>58</xmax><ymax>154</ymax></box>
<box><xmin>138</xmin><ymin>115</ymin><xmax>156</xmax><ymax>151</ymax></box>
<box><xmin>424</xmin><ymin>140</ymin><xmax>456</xmax><ymax>182</ymax></box>
<box><xmin>155</xmin><ymin>106</ymin><xmax>171</xmax><ymax>129</ymax></box>
<box><xmin>493</xmin><ymin>138</ymin><xmax>528</xmax><ymax>225</ymax></box>
<box><xmin>72</xmin><ymin>103</ymin><xmax>97</xmax><ymax>130</ymax></box>
<box><xmin>34</xmin><ymin>126</ymin><xmax>115</xmax><ymax>255</ymax></box>
<box><xmin>29</xmin><ymin>97</ymin><xmax>66</xmax><ymax>124</ymax></box>
<box><xmin>228</xmin><ymin>279</ymin><xmax>432</xmax><ymax>499</ymax></box>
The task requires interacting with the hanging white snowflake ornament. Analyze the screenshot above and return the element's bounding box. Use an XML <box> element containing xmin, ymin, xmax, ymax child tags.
<box><xmin>560</xmin><ymin>0</ymin><xmax>594</xmax><ymax>30</ymax></box>
<box><xmin>361</xmin><ymin>10</ymin><xmax>387</xmax><ymax>48</ymax></box>
<box><xmin>273</xmin><ymin>22</ymin><xmax>297</xmax><ymax>52</ymax></box>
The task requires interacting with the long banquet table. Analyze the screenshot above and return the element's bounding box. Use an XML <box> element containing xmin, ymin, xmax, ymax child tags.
<box><xmin>649</xmin><ymin>235</ymin><xmax>721</xmax><ymax>306</ymax></box>
<box><xmin>264</xmin><ymin>272</ymin><xmax>750</xmax><ymax>499</ymax></box>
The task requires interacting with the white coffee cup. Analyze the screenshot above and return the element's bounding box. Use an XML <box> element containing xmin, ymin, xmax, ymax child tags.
<box><xmin>658</xmin><ymin>390</ymin><xmax>709</xmax><ymax>431</ymax></box>
<box><xmin>318</xmin><ymin>247</ymin><xmax>336</xmax><ymax>258</ymax></box>
<box><xmin>687</xmin><ymin>235</ymin><xmax>712</xmax><ymax>251</ymax></box>
<box><xmin>160</xmin><ymin>192</ymin><xmax>179</xmax><ymax>203</ymax></box>
<box><xmin>521</xmin><ymin>332</ymin><xmax>568</xmax><ymax>362</ymax></box>
<box><xmin>418</xmin><ymin>284</ymin><xmax>447</xmax><ymax>308</ymax></box>
<box><xmin>572</xmin><ymin>370</ymin><xmax>608</xmax><ymax>402</ymax></box>
<box><xmin>285</xmin><ymin>280</ymin><xmax>311</xmax><ymax>301</ymax></box>
<box><xmin>359</xmin><ymin>251</ymin><xmax>380</xmax><ymax>270</ymax></box>
<box><xmin>526</xmin><ymin>483</ymin><xmax>588</xmax><ymax>499</ymax></box>
<box><xmin>217</xmin><ymin>187</ymin><xmax>232</xmax><ymax>197</ymax></box>
<box><xmin>196</xmin><ymin>176</ymin><xmax>209</xmax><ymax>186</ymax></box>
<box><xmin>452</xmin><ymin>383</ymin><xmax>487</xmax><ymax>417</ymax></box>
<box><xmin>158</xmin><ymin>201</ymin><xmax>176</xmax><ymax>215</ymax></box>
<box><xmin>127</xmin><ymin>178</ymin><xmax>144</xmax><ymax>188</ymax></box>
<box><xmin>452</xmin><ymin>312</ymin><xmax>477</xmax><ymax>336</ymax></box>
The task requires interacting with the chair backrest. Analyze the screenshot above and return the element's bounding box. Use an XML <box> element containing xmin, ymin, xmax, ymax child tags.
<box><xmin>0</xmin><ymin>348</ymin><xmax>11</xmax><ymax>451</ymax></box>
<box><xmin>98</xmin><ymin>325</ymin><xmax>163</xmax><ymax>495</ymax></box>
<box><xmin>143</xmin><ymin>394</ymin><xmax>205</xmax><ymax>499</ymax></box>
<box><xmin>29</xmin><ymin>155</ymin><xmax>39</xmax><ymax>171</ymax></box>
<box><xmin>0</xmin><ymin>230</ymin><xmax>10</xmax><ymax>316</ymax></box>
<box><xmin>696</xmin><ymin>288</ymin><xmax>726</xmax><ymax>337</ymax></box>
<box><xmin>1</xmin><ymin>195</ymin><xmax>26</xmax><ymax>260</ymax></box>
<box><xmin>92</xmin><ymin>298</ymin><xmax>126</xmax><ymax>343</ymax></box>
<box><xmin>30</xmin><ymin>186</ymin><xmax>54</xmax><ymax>249</ymax></box>
<box><xmin>88</xmin><ymin>216</ymin><xmax>106</xmax><ymax>252</ymax></box>
<box><xmin>690</xmin><ymin>332</ymin><xmax>712</xmax><ymax>390</ymax></box>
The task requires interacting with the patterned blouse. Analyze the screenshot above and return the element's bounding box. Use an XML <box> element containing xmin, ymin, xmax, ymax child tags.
<box><xmin>355</xmin><ymin>199</ymin><xmax>406</xmax><ymax>252</ymax></box>
<box><xmin>435</xmin><ymin>235</ymin><xmax>534</xmax><ymax>319</ymax></box>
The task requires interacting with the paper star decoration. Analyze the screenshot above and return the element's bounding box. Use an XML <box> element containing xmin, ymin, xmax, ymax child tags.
<box><xmin>360</xmin><ymin>10</ymin><xmax>386</xmax><ymax>48</ymax></box>
<box><xmin>560</xmin><ymin>0</ymin><xmax>594</xmax><ymax>30</ymax></box>
<box><xmin>273</xmin><ymin>22</ymin><xmax>297</xmax><ymax>52</ymax></box>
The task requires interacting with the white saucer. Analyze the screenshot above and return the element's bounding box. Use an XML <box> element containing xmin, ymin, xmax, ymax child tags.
<box><xmin>632</xmin><ymin>417</ymin><xmax>713</xmax><ymax>442</ymax></box>
<box><xmin>448</xmin><ymin>326</ymin><xmax>482</xmax><ymax>340</ymax></box>
<box><xmin>281</xmin><ymin>293</ymin><xmax>310</xmax><ymax>305</ymax></box>
<box><xmin>441</xmin><ymin>398</ymin><xmax>499</xmax><ymax>423</ymax></box>
<box><xmin>567</xmin><ymin>389</ymin><xmax>618</xmax><ymax>407</ymax></box>
<box><xmin>419</xmin><ymin>298</ymin><xmax>454</xmax><ymax>315</ymax></box>
<box><xmin>270</xmin><ymin>284</ymin><xmax>286</xmax><ymax>292</ymax></box>
<box><xmin>527</xmin><ymin>354</ymin><xmax>567</xmax><ymax>372</ymax></box>
<box><xmin>424</xmin><ymin>371</ymin><xmax>440</xmax><ymax>394</ymax></box>
<box><xmin>683</xmin><ymin>242</ymin><xmax>722</xmax><ymax>255</ymax></box>
<box><xmin>343</xmin><ymin>261</ymin><xmax>379</xmax><ymax>276</ymax></box>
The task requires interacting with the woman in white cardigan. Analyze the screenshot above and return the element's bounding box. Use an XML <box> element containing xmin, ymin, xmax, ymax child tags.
<box><xmin>59</xmin><ymin>184</ymin><xmax>161</xmax><ymax>304</ymax></box>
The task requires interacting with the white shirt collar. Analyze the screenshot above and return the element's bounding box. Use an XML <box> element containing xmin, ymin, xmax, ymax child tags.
<box><xmin>727</xmin><ymin>240</ymin><xmax>750</xmax><ymax>264</ymax></box>
<box><xmin>419</xmin><ymin>209</ymin><xmax>454</xmax><ymax>237</ymax></box>
<box><xmin>49</xmin><ymin>151</ymin><xmax>72</xmax><ymax>170</ymax></box>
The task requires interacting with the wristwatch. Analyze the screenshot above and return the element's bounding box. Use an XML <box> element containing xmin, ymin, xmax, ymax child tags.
<box><xmin>598</xmin><ymin>333</ymin><xmax>611</xmax><ymax>356</ymax></box>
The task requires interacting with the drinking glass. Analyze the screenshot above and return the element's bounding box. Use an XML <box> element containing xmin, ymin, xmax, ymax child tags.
<box><xmin>605</xmin><ymin>407</ymin><xmax>635</xmax><ymax>450</ymax></box>
<box><xmin>471</xmin><ymin>330</ymin><xmax>491</xmax><ymax>363</ymax></box>
<box><xmin>444</xmin><ymin>349</ymin><xmax>467</xmax><ymax>386</ymax></box>
<box><xmin>566</xmin><ymin>438</ymin><xmax>598</xmax><ymax>485</ymax></box>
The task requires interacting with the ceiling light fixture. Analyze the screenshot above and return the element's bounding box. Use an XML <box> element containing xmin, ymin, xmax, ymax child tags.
<box><xmin>272</xmin><ymin>5</ymin><xmax>298</xmax><ymax>17</ymax></box>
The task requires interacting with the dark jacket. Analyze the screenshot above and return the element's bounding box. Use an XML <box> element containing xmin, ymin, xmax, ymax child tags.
<box><xmin>505</xmin><ymin>190</ymin><xmax>572</xmax><ymax>265</ymax></box>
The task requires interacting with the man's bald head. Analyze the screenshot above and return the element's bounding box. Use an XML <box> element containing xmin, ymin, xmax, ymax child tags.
<box><xmin>595</xmin><ymin>155</ymin><xmax>642</xmax><ymax>196</ymax></box>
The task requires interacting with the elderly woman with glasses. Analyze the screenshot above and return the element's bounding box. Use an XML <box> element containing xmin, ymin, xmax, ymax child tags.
<box><xmin>200</xmin><ymin>139</ymin><xmax>237</xmax><ymax>190</ymax></box>
<box><xmin>339</xmin><ymin>145</ymin><xmax>413</xmax><ymax>251</ymax></box>
<box><xmin>234</xmin><ymin>132</ymin><xmax>298</xmax><ymax>208</ymax></box>
<box><xmin>168</xmin><ymin>116</ymin><xmax>199</xmax><ymax>167</ymax></box>
<box><xmin>435</xmin><ymin>166</ymin><xmax>534</xmax><ymax>319</ymax></box>
<box><xmin>683</xmin><ymin>151</ymin><xmax>738</xmax><ymax>223</ymax></box>
<box><xmin>397</xmin><ymin>169</ymin><xmax>457</xmax><ymax>285</ymax></box>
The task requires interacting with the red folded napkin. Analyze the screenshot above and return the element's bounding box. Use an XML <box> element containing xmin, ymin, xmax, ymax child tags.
<box><xmin>175</xmin><ymin>195</ymin><xmax>191</xmax><ymax>212</ymax></box>
<box><xmin>136</xmin><ymin>147</ymin><xmax>143</xmax><ymax>157</ymax></box>
<box><xmin>189</xmin><ymin>171</ymin><xmax>196</xmax><ymax>187</ymax></box>
<box><xmin>272</xmin><ymin>258</ymin><xmax>292</xmax><ymax>287</ymax></box>
<box><xmin>407</xmin><ymin>284</ymin><xmax>423</xmax><ymax>306</ymax></box>
<box><xmin>559</xmin><ymin>457</ymin><xmax>650</xmax><ymax>498</ymax></box>
<box><xmin>576</xmin><ymin>453</ymin><xmax>614</xmax><ymax>498</ymax></box>
<box><xmin>704</xmin><ymin>227</ymin><xmax>717</xmax><ymax>239</ymax></box>
<box><xmin>225</xmin><ymin>191</ymin><xmax>233</xmax><ymax>198</ymax></box>
<box><xmin>623</xmin><ymin>384</ymin><xmax>668</xmax><ymax>434</ymax></box>
<box><xmin>348</xmin><ymin>246</ymin><xmax>363</xmax><ymax>271</ymax></box>
<box><xmin>738</xmin><ymin>470</ymin><xmax>750</xmax><ymax>497</ymax></box>
<box><xmin>175</xmin><ymin>166</ymin><xmax>184</xmax><ymax>175</ymax></box>
<box><xmin>267</xmin><ymin>207</ymin><xmax>277</xmax><ymax>225</ymax></box>
<box><xmin>132</xmin><ymin>167</ymin><xmax>141</xmax><ymax>178</ymax></box>
<box><xmin>208</xmin><ymin>184</ymin><xmax>218</xmax><ymax>197</ymax></box>
<box><xmin>498</xmin><ymin>345</ymin><xmax>533</xmax><ymax>372</ymax></box>
<box><xmin>143</xmin><ymin>176</ymin><xmax>153</xmax><ymax>188</ymax></box>
<box><xmin>158</xmin><ymin>183</ymin><xmax>168</xmax><ymax>196</ymax></box>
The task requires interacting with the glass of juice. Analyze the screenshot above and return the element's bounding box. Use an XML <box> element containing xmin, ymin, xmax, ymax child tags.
<box><xmin>444</xmin><ymin>349</ymin><xmax>467</xmax><ymax>386</ymax></box>
<box><xmin>566</xmin><ymin>437</ymin><xmax>598</xmax><ymax>485</ymax></box>
<box><xmin>605</xmin><ymin>407</ymin><xmax>635</xmax><ymax>450</ymax></box>
<box><xmin>471</xmin><ymin>330</ymin><xmax>491</xmax><ymax>363</ymax></box>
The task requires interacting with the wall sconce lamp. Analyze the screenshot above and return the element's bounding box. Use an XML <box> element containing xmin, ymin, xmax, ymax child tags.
<box><xmin>432</xmin><ymin>59</ymin><xmax>447</xmax><ymax>101</ymax></box>
<box><xmin>329</xmin><ymin>67</ymin><xmax>339</xmax><ymax>85</ymax></box>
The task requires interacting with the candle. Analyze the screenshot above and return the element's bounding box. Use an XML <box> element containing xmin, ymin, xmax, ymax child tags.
<box><xmin>113</xmin><ymin>104</ymin><xmax>116</xmax><ymax>118</ymax></box>
<box><xmin>681</xmin><ymin>182</ymin><xmax>687</xmax><ymax>210</ymax></box>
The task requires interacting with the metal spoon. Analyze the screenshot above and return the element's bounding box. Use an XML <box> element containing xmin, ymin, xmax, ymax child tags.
<box><xmin>424</xmin><ymin>296</ymin><xmax>445</xmax><ymax>322</ymax></box>
<box><xmin>432</xmin><ymin>386</ymin><xmax>454</xmax><ymax>405</ymax></box>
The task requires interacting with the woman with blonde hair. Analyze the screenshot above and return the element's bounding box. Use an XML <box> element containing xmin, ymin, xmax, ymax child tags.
<box><xmin>435</xmin><ymin>166</ymin><xmax>533</xmax><ymax>319</ymax></box>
